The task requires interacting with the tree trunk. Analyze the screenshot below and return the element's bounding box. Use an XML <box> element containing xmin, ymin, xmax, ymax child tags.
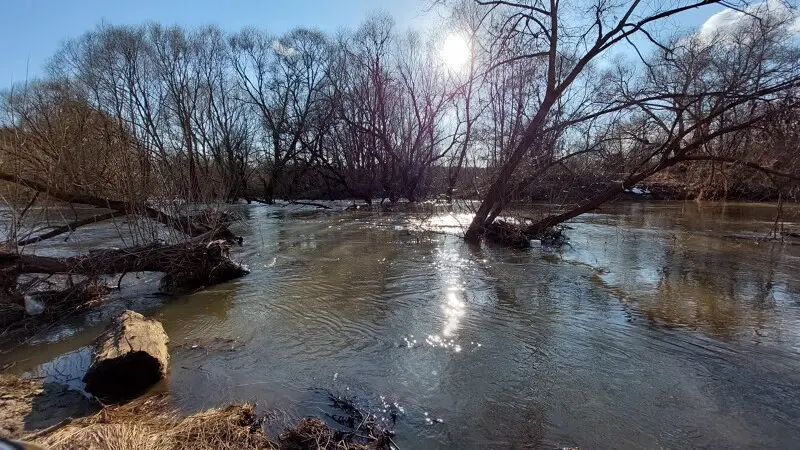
<box><xmin>83</xmin><ymin>310</ymin><xmax>169</xmax><ymax>403</ymax></box>
<box><xmin>463</xmin><ymin>106</ymin><xmax>553</xmax><ymax>243</ymax></box>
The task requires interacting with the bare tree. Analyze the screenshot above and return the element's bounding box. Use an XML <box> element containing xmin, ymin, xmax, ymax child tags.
<box><xmin>459</xmin><ymin>0</ymin><xmax>790</xmax><ymax>243</ymax></box>
<box><xmin>522</xmin><ymin>11</ymin><xmax>800</xmax><ymax>236</ymax></box>
<box><xmin>230</xmin><ymin>27</ymin><xmax>331</xmax><ymax>203</ymax></box>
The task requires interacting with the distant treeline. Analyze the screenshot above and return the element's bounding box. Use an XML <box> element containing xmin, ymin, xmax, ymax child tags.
<box><xmin>1</xmin><ymin>5</ymin><xmax>798</xmax><ymax>209</ymax></box>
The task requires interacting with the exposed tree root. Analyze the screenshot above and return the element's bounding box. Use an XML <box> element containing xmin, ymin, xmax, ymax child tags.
<box><xmin>484</xmin><ymin>220</ymin><xmax>531</xmax><ymax>248</ymax></box>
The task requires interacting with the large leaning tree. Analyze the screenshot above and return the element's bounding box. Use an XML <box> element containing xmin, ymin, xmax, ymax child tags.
<box><xmin>459</xmin><ymin>0</ymin><xmax>800</xmax><ymax>244</ymax></box>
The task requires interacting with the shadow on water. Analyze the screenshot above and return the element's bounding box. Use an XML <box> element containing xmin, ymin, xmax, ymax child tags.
<box><xmin>3</xmin><ymin>201</ymin><xmax>800</xmax><ymax>448</ymax></box>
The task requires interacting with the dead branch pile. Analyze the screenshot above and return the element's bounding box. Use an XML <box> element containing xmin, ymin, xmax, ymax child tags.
<box><xmin>279</xmin><ymin>417</ymin><xmax>386</xmax><ymax>450</ymax></box>
<box><xmin>0</xmin><ymin>279</ymin><xmax>110</xmax><ymax>341</ymax></box>
<box><xmin>1</xmin><ymin>240</ymin><xmax>246</xmax><ymax>282</ymax></box>
<box><xmin>0</xmin><ymin>239</ymin><xmax>248</xmax><ymax>343</ymax></box>
<box><xmin>157</xmin><ymin>239</ymin><xmax>249</xmax><ymax>289</ymax></box>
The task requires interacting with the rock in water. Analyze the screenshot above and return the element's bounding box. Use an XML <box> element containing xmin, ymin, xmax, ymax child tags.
<box><xmin>83</xmin><ymin>310</ymin><xmax>169</xmax><ymax>403</ymax></box>
<box><xmin>23</xmin><ymin>295</ymin><xmax>45</xmax><ymax>315</ymax></box>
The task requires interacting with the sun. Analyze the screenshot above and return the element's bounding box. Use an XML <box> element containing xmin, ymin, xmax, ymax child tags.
<box><xmin>441</xmin><ymin>34</ymin><xmax>471</xmax><ymax>71</ymax></box>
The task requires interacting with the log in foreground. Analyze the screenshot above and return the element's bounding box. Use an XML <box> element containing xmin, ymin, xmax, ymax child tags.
<box><xmin>83</xmin><ymin>310</ymin><xmax>169</xmax><ymax>403</ymax></box>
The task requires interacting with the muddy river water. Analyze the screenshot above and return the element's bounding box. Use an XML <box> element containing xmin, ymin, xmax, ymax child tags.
<box><xmin>3</xmin><ymin>201</ymin><xmax>800</xmax><ymax>448</ymax></box>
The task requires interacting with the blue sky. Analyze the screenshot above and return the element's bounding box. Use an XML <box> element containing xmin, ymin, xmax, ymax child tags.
<box><xmin>0</xmin><ymin>0</ymin><xmax>437</xmax><ymax>86</ymax></box>
<box><xmin>0</xmin><ymin>0</ymin><xmax>727</xmax><ymax>88</ymax></box>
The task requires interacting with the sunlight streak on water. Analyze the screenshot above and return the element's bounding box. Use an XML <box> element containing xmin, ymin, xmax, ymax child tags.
<box><xmin>442</xmin><ymin>290</ymin><xmax>466</xmax><ymax>338</ymax></box>
<box><xmin>433</xmin><ymin>241</ymin><xmax>470</xmax><ymax>341</ymax></box>
<box><xmin>410</xmin><ymin>212</ymin><xmax>473</xmax><ymax>233</ymax></box>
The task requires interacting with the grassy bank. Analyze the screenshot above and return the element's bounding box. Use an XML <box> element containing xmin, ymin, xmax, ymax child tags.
<box><xmin>1</xmin><ymin>375</ymin><xmax>391</xmax><ymax>450</ymax></box>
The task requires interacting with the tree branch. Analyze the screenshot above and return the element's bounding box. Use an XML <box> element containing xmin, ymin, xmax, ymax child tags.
<box><xmin>17</xmin><ymin>211</ymin><xmax>123</xmax><ymax>247</ymax></box>
<box><xmin>0</xmin><ymin>172</ymin><xmax>208</xmax><ymax>237</ymax></box>
<box><xmin>680</xmin><ymin>156</ymin><xmax>800</xmax><ymax>181</ymax></box>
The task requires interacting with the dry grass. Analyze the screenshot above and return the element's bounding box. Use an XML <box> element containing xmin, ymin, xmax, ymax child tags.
<box><xmin>34</xmin><ymin>395</ymin><xmax>275</xmax><ymax>450</ymax></box>
<box><xmin>17</xmin><ymin>392</ymin><xmax>389</xmax><ymax>450</ymax></box>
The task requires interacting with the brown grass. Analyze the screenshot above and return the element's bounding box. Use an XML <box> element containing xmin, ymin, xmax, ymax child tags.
<box><xmin>32</xmin><ymin>395</ymin><xmax>274</xmax><ymax>450</ymax></box>
<box><xmin>3</xmin><ymin>374</ymin><xmax>391</xmax><ymax>450</ymax></box>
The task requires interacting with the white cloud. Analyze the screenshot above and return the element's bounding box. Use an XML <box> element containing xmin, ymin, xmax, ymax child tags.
<box><xmin>698</xmin><ymin>0</ymin><xmax>800</xmax><ymax>41</ymax></box>
<box><xmin>271</xmin><ymin>40</ymin><xmax>296</xmax><ymax>57</ymax></box>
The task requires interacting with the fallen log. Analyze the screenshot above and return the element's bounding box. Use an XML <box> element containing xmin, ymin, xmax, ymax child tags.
<box><xmin>83</xmin><ymin>310</ymin><xmax>169</xmax><ymax>403</ymax></box>
<box><xmin>1</xmin><ymin>239</ymin><xmax>249</xmax><ymax>289</ymax></box>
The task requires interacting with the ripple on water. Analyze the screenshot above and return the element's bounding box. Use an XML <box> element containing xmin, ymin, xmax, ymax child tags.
<box><xmin>5</xmin><ymin>203</ymin><xmax>800</xmax><ymax>449</ymax></box>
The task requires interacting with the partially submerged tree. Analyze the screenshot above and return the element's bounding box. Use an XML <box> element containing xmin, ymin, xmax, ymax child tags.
<box><xmin>523</xmin><ymin>1</ymin><xmax>800</xmax><ymax>237</ymax></box>
<box><xmin>460</xmin><ymin>0</ymin><xmax>800</xmax><ymax>244</ymax></box>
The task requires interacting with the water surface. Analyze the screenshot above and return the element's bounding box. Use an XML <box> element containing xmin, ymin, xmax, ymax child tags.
<box><xmin>3</xmin><ymin>201</ymin><xmax>800</xmax><ymax>449</ymax></box>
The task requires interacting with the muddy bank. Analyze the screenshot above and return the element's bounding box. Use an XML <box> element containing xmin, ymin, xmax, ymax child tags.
<box><xmin>1</xmin><ymin>375</ymin><xmax>391</xmax><ymax>450</ymax></box>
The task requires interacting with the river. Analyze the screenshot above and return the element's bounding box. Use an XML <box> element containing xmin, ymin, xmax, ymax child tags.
<box><xmin>2</xmin><ymin>201</ymin><xmax>800</xmax><ymax>449</ymax></box>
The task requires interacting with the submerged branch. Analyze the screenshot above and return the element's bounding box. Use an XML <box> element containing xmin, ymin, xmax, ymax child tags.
<box><xmin>17</xmin><ymin>211</ymin><xmax>123</xmax><ymax>247</ymax></box>
<box><xmin>0</xmin><ymin>172</ymin><xmax>209</xmax><ymax>237</ymax></box>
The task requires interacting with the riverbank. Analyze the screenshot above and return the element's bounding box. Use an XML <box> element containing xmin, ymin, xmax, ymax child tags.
<box><xmin>1</xmin><ymin>375</ymin><xmax>391</xmax><ymax>450</ymax></box>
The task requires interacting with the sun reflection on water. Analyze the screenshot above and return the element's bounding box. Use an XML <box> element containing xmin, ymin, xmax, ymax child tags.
<box><xmin>409</xmin><ymin>212</ymin><xmax>473</xmax><ymax>233</ymax></box>
<box><xmin>442</xmin><ymin>290</ymin><xmax>466</xmax><ymax>337</ymax></box>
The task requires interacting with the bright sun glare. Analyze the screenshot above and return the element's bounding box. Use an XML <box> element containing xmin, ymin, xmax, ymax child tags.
<box><xmin>441</xmin><ymin>34</ymin><xmax>470</xmax><ymax>70</ymax></box>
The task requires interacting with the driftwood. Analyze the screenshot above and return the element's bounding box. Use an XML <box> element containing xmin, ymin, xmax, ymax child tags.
<box><xmin>1</xmin><ymin>239</ymin><xmax>248</xmax><ymax>288</ymax></box>
<box><xmin>83</xmin><ymin>311</ymin><xmax>169</xmax><ymax>403</ymax></box>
